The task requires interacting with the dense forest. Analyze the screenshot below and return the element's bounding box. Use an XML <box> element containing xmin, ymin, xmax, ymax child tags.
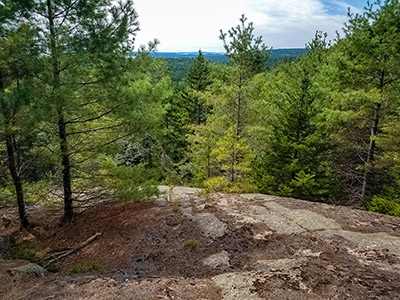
<box><xmin>1</xmin><ymin>0</ymin><xmax>400</xmax><ymax>229</ymax></box>
<box><xmin>156</xmin><ymin>50</ymin><xmax>307</xmax><ymax>83</ymax></box>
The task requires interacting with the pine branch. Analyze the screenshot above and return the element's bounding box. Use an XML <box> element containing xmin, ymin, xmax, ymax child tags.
<box><xmin>65</xmin><ymin>105</ymin><xmax>121</xmax><ymax>124</ymax></box>
<box><xmin>66</xmin><ymin>123</ymin><xmax>124</xmax><ymax>136</ymax></box>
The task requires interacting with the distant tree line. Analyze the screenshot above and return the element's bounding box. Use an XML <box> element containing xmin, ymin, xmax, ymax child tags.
<box><xmin>165</xmin><ymin>49</ymin><xmax>307</xmax><ymax>84</ymax></box>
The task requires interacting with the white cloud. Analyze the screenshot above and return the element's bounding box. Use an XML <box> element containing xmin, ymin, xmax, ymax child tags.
<box><xmin>247</xmin><ymin>0</ymin><xmax>349</xmax><ymax>48</ymax></box>
<box><xmin>133</xmin><ymin>0</ymin><xmax>361</xmax><ymax>51</ymax></box>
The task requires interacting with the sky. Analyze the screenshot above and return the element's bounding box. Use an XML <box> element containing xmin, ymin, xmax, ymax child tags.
<box><xmin>133</xmin><ymin>0</ymin><xmax>367</xmax><ymax>52</ymax></box>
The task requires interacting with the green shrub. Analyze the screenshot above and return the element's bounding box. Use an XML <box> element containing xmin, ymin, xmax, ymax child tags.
<box><xmin>5</xmin><ymin>242</ymin><xmax>41</xmax><ymax>263</ymax></box>
<box><xmin>204</xmin><ymin>176</ymin><xmax>231</xmax><ymax>193</ymax></box>
<box><xmin>228</xmin><ymin>180</ymin><xmax>258</xmax><ymax>194</ymax></box>
<box><xmin>4</xmin><ymin>242</ymin><xmax>59</xmax><ymax>272</ymax></box>
<box><xmin>203</xmin><ymin>176</ymin><xmax>258</xmax><ymax>193</ymax></box>
<box><xmin>94</xmin><ymin>157</ymin><xmax>161</xmax><ymax>202</ymax></box>
<box><xmin>368</xmin><ymin>196</ymin><xmax>400</xmax><ymax>217</ymax></box>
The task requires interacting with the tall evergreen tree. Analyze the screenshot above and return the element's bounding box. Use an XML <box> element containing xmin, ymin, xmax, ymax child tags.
<box><xmin>321</xmin><ymin>0</ymin><xmax>400</xmax><ymax>203</ymax></box>
<box><xmin>0</xmin><ymin>1</ymin><xmax>39</xmax><ymax>227</ymax></box>
<box><xmin>163</xmin><ymin>51</ymin><xmax>212</xmax><ymax>170</ymax></box>
<box><xmin>219</xmin><ymin>14</ymin><xmax>270</xmax><ymax>137</ymax></box>
<box><xmin>252</xmin><ymin>32</ymin><xmax>332</xmax><ymax>200</ymax></box>
<box><xmin>185</xmin><ymin>50</ymin><xmax>212</xmax><ymax>125</ymax></box>
<box><xmin>11</xmin><ymin>0</ymin><xmax>141</xmax><ymax>220</ymax></box>
<box><xmin>198</xmin><ymin>15</ymin><xmax>270</xmax><ymax>187</ymax></box>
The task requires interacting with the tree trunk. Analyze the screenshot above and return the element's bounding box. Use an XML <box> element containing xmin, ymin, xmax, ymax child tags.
<box><xmin>360</xmin><ymin>70</ymin><xmax>386</xmax><ymax>202</ymax></box>
<box><xmin>47</xmin><ymin>0</ymin><xmax>73</xmax><ymax>220</ymax></box>
<box><xmin>0</xmin><ymin>71</ymin><xmax>29</xmax><ymax>228</ymax></box>
<box><xmin>236</xmin><ymin>79</ymin><xmax>242</xmax><ymax>138</ymax></box>
<box><xmin>207</xmin><ymin>152</ymin><xmax>211</xmax><ymax>178</ymax></box>
<box><xmin>360</xmin><ymin>102</ymin><xmax>381</xmax><ymax>202</ymax></box>
<box><xmin>58</xmin><ymin>108</ymin><xmax>73</xmax><ymax>221</ymax></box>
<box><xmin>197</xmin><ymin>99</ymin><xmax>202</xmax><ymax>125</ymax></box>
<box><xmin>5</xmin><ymin>135</ymin><xmax>29</xmax><ymax>228</ymax></box>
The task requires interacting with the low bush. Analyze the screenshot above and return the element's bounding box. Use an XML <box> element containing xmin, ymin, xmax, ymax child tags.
<box><xmin>368</xmin><ymin>196</ymin><xmax>400</xmax><ymax>217</ymax></box>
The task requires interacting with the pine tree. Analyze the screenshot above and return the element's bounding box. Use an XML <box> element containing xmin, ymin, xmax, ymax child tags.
<box><xmin>0</xmin><ymin>2</ymin><xmax>39</xmax><ymax>227</ymax></box>
<box><xmin>10</xmin><ymin>0</ymin><xmax>141</xmax><ymax>220</ymax></box>
<box><xmin>185</xmin><ymin>50</ymin><xmax>212</xmax><ymax>125</ymax></box>
<box><xmin>212</xmin><ymin>126</ymin><xmax>253</xmax><ymax>184</ymax></box>
<box><xmin>252</xmin><ymin>33</ymin><xmax>332</xmax><ymax>200</ymax></box>
<box><xmin>187</xmin><ymin>15</ymin><xmax>270</xmax><ymax>190</ymax></box>
<box><xmin>219</xmin><ymin>14</ymin><xmax>270</xmax><ymax>137</ymax></box>
<box><xmin>188</xmin><ymin>124</ymin><xmax>218</xmax><ymax>185</ymax></box>
<box><xmin>220</xmin><ymin>15</ymin><xmax>269</xmax><ymax>78</ymax></box>
<box><xmin>321</xmin><ymin>0</ymin><xmax>400</xmax><ymax>203</ymax></box>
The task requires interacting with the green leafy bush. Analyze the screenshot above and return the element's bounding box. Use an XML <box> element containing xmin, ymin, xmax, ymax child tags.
<box><xmin>99</xmin><ymin>157</ymin><xmax>159</xmax><ymax>202</ymax></box>
<box><xmin>204</xmin><ymin>176</ymin><xmax>230</xmax><ymax>193</ymax></box>
<box><xmin>4</xmin><ymin>241</ymin><xmax>59</xmax><ymax>272</ymax></box>
<box><xmin>5</xmin><ymin>242</ymin><xmax>41</xmax><ymax>262</ymax></box>
<box><xmin>368</xmin><ymin>196</ymin><xmax>400</xmax><ymax>217</ymax></box>
<box><xmin>204</xmin><ymin>176</ymin><xmax>258</xmax><ymax>193</ymax></box>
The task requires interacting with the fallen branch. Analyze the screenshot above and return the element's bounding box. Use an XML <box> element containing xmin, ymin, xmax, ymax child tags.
<box><xmin>44</xmin><ymin>232</ymin><xmax>102</xmax><ymax>267</ymax></box>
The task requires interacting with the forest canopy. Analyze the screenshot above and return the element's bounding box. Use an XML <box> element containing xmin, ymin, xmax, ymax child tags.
<box><xmin>1</xmin><ymin>0</ymin><xmax>400</xmax><ymax>228</ymax></box>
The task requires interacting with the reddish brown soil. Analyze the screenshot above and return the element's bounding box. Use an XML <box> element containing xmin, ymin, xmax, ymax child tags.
<box><xmin>1</xmin><ymin>194</ymin><xmax>400</xmax><ymax>300</ymax></box>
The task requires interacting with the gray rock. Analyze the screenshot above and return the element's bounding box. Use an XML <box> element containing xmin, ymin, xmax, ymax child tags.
<box><xmin>191</xmin><ymin>213</ymin><xmax>227</xmax><ymax>239</ymax></box>
<box><xmin>212</xmin><ymin>272</ymin><xmax>263</xmax><ymax>300</ymax></box>
<box><xmin>155</xmin><ymin>197</ymin><xmax>166</xmax><ymax>206</ymax></box>
<box><xmin>157</xmin><ymin>186</ymin><xmax>170</xmax><ymax>194</ymax></box>
<box><xmin>319</xmin><ymin>229</ymin><xmax>400</xmax><ymax>256</ymax></box>
<box><xmin>179</xmin><ymin>198</ymin><xmax>192</xmax><ymax>208</ymax></box>
<box><xmin>195</xmin><ymin>203</ymin><xmax>206</xmax><ymax>211</ymax></box>
<box><xmin>202</xmin><ymin>250</ymin><xmax>230</xmax><ymax>269</ymax></box>
<box><xmin>170</xmin><ymin>187</ymin><xmax>202</xmax><ymax>202</ymax></box>
<box><xmin>9</xmin><ymin>263</ymin><xmax>48</xmax><ymax>278</ymax></box>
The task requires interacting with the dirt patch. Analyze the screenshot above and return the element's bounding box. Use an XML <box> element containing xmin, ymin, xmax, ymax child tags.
<box><xmin>253</xmin><ymin>250</ymin><xmax>400</xmax><ymax>300</ymax></box>
<box><xmin>1</xmin><ymin>188</ymin><xmax>400</xmax><ymax>299</ymax></box>
<box><xmin>14</xmin><ymin>276</ymin><xmax>222</xmax><ymax>300</ymax></box>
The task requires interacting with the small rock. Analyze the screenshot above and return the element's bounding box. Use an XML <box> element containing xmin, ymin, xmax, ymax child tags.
<box><xmin>155</xmin><ymin>197</ymin><xmax>167</xmax><ymax>206</ymax></box>
<box><xmin>182</xmin><ymin>207</ymin><xmax>193</xmax><ymax>215</ymax></box>
<box><xmin>191</xmin><ymin>213</ymin><xmax>227</xmax><ymax>239</ymax></box>
<box><xmin>158</xmin><ymin>186</ymin><xmax>170</xmax><ymax>194</ymax></box>
<box><xmin>295</xmin><ymin>249</ymin><xmax>322</xmax><ymax>257</ymax></box>
<box><xmin>254</xmin><ymin>230</ymin><xmax>273</xmax><ymax>240</ymax></box>
<box><xmin>179</xmin><ymin>198</ymin><xmax>192</xmax><ymax>208</ymax></box>
<box><xmin>8</xmin><ymin>263</ymin><xmax>48</xmax><ymax>278</ymax></box>
<box><xmin>195</xmin><ymin>203</ymin><xmax>206</xmax><ymax>211</ymax></box>
<box><xmin>326</xmin><ymin>264</ymin><xmax>335</xmax><ymax>271</ymax></box>
<box><xmin>202</xmin><ymin>250</ymin><xmax>230</xmax><ymax>269</ymax></box>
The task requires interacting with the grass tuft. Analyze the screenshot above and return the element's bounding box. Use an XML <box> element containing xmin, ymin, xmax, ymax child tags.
<box><xmin>183</xmin><ymin>238</ymin><xmax>198</xmax><ymax>248</ymax></box>
<box><xmin>69</xmin><ymin>260</ymin><xmax>102</xmax><ymax>274</ymax></box>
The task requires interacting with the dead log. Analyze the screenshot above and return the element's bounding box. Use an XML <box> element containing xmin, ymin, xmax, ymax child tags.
<box><xmin>45</xmin><ymin>232</ymin><xmax>102</xmax><ymax>266</ymax></box>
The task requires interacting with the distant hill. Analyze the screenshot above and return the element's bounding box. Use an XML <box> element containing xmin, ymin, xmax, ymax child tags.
<box><xmin>153</xmin><ymin>49</ymin><xmax>308</xmax><ymax>84</ymax></box>
<box><xmin>150</xmin><ymin>49</ymin><xmax>307</xmax><ymax>63</ymax></box>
